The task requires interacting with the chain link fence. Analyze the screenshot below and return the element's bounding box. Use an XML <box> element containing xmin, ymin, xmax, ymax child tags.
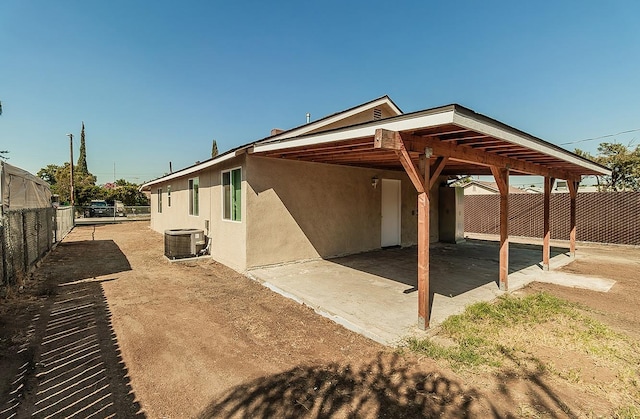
<box><xmin>464</xmin><ymin>191</ymin><xmax>640</xmax><ymax>245</ymax></box>
<box><xmin>1</xmin><ymin>206</ymin><xmax>74</xmax><ymax>286</ymax></box>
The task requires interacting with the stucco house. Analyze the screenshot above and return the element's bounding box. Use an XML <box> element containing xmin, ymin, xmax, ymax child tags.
<box><xmin>143</xmin><ymin>96</ymin><xmax>414</xmax><ymax>272</ymax></box>
<box><xmin>456</xmin><ymin>179</ymin><xmax>525</xmax><ymax>195</ymax></box>
<box><xmin>142</xmin><ymin>96</ymin><xmax>609</xmax><ymax>328</ymax></box>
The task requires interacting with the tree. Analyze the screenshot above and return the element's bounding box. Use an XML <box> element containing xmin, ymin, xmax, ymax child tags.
<box><xmin>211</xmin><ymin>139</ymin><xmax>218</xmax><ymax>158</ymax></box>
<box><xmin>576</xmin><ymin>142</ymin><xmax>640</xmax><ymax>191</ymax></box>
<box><xmin>37</xmin><ymin>164</ymin><xmax>61</xmax><ymax>185</ymax></box>
<box><xmin>77</xmin><ymin>122</ymin><xmax>89</xmax><ymax>174</ymax></box>
<box><xmin>105</xmin><ymin>179</ymin><xmax>149</xmax><ymax>206</ymax></box>
<box><xmin>38</xmin><ymin>162</ymin><xmax>97</xmax><ymax>205</ymax></box>
<box><xmin>0</xmin><ymin>150</ymin><xmax>8</xmax><ymax>161</ymax></box>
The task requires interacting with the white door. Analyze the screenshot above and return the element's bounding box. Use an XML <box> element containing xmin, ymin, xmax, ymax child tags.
<box><xmin>381</xmin><ymin>179</ymin><xmax>401</xmax><ymax>247</ymax></box>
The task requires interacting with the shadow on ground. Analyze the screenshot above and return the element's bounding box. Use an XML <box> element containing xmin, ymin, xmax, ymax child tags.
<box><xmin>198</xmin><ymin>353</ymin><xmax>494</xmax><ymax>418</ymax></box>
<box><xmin>0</xmin><ymin>240</ymin><xmax>144</xmax><ymax>418</ymax></box>
<box><xmin>331</xmin><ymin>239</ymin><xmax>568</xmax><ymax>298</ymax></box>
<box><xmin>198</xmin><ymin>351</ymin><xmax>579</xmax><ymax>418</ymax></box>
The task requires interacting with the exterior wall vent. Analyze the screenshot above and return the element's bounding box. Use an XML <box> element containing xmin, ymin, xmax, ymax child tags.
<box><xmin>373</xmin><ymin>108</ymin><xmax>382</xmax><ymax>120</ymax></box>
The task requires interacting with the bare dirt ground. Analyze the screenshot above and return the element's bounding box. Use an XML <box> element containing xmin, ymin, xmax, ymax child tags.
<box><xmin>1</xmin><ymin>222</ymin><xmax>638</xmax><ymax>418</ymax></box>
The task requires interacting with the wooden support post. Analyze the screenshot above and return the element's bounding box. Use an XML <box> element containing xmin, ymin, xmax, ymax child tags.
<box><xmin>568</xmin><ymin>180</ymin><xmax>579</xmax><ymax>258</ymax></box>
<box><xmin>543</xmin><ymin>177</ymin><xmax>555</xmax><ymax>271</ymax></box>
<box><xmin>418</xmin><ymin>150</ymin><xmax>431</xmax><ymax>330</ymax></box>
<box><xmin>374</xmin><ymin>129</ymin><xmax>433</xmax><ymax>329</ymax></box>
<box><xmin>490</xmin><ymin>166</ymin><xmax>509</xmax><ymax>291</ymax></box>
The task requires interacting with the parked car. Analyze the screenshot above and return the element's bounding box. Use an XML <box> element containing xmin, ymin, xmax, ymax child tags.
<box><xmin>84</xmin><ymin>200</ymin><xmax>113</xmax><ymax>217</ymax></box>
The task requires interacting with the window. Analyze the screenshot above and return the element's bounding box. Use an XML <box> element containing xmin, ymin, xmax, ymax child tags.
<box><xmin>222</xmin><ymin>168</ymin><xmax>241</xmax><ymax>221</ymax></box>
<box><xmin>157</xmin><ymin>188</ymin><xmax>162</xmax><ymax>213</ymax></box>
<box><xmin>189</xmin><ymin>177</ymin><xmax>199</xmax><ymax>216</ymax></box>
<box><xmin>167</xmin><ymin>185</ymin><xmax>171</xmax><ymax>207</ymax></box>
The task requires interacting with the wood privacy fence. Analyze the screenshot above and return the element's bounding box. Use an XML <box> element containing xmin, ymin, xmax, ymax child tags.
<box><xmin>1</xmin><ymin>207</ymin><xmax>74</xmax><ymax>286</ymax></box>
<box><xmin>464</xmin><ymin>191</ymin><xmax>640</xmax><ymax>246</ymax></box>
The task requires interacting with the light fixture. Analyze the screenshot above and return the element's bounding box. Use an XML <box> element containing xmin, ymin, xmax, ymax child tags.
<box><xmin>371</xmin><ymin>176</ymin><xmax>379</xmax><ymax>189</ymax></box>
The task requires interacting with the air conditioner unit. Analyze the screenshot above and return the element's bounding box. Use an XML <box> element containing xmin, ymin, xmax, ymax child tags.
<box><xmin>164</xmin><ymin>229</ymin><xmax>206</xmax><ymax>259</ymax></box>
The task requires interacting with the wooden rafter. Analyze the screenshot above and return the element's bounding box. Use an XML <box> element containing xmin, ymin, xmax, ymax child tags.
<box><xmin>374</xmin><ymin>129</ymin><xmax>580</xmax><ymax>181</ymax></box>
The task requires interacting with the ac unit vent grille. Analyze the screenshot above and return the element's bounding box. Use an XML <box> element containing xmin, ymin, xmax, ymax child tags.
<box><xmin>164</xmin><ymin>229</ymin><xmax>206</xmax><ymax>259</ymax></box>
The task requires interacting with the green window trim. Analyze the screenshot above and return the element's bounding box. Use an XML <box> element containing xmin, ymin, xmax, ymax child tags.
<box><xmin>189</xmin><ymin>177</ymin><xmax>199</xmax><ymax>216</ymax></box>
<box><xmin>222</xmin><ymin>168</ymin><xmax>241</xmax><ymax>221</ymax></box>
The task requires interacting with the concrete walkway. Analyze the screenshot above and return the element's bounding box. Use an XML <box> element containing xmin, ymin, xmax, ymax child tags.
<box><xmin>249</xmin><ymin>239</ymin><xmax>616</xmax><ymax>346</ymax></box>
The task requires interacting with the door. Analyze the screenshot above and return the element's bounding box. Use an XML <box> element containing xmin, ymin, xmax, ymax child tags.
<box><xmin>381</xmin><ymin>179</ymin><xmax>401</xmax><ymax>247</ymax></box>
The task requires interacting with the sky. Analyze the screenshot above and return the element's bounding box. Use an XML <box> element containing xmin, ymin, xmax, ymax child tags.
<box><xmin>1</xmin><ymin>1</ymin><xmax>639</xmax><ymax>187</ymax></box>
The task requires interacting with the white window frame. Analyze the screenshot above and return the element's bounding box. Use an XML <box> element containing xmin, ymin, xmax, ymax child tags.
<box><xmin>222</xmin><ymin>167</ymin><xmax>242</xmax><ymax>222</ymax></box>
<box><xmin>188</xmin><ymin>177</ymin><xmax>199</xmax><ymax>216</ymax></box>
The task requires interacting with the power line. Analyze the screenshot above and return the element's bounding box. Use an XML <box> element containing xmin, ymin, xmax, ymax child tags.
<box><xmin>560</xmin><ymin>128</ymin><xmax>640</xmax><ymax>146</ymax></box>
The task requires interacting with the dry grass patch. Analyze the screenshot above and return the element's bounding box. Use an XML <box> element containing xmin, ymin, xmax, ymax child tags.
<box><xmin>401</xmin><ymin>292</ymin><xmax>640</xmax><ymax>417</ymax></box>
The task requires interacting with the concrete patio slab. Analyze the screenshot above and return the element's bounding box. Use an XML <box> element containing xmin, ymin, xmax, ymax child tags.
<box><xmin>248</xmin><ymin>239</ymin><xmax>615</xmax><ymax>346</ymax></box>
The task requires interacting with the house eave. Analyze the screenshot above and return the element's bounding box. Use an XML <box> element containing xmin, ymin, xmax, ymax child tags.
<box><xmin>141</xmin><ymin>148</ymin><xmax>245</xmax><ymax>190</ymax></box>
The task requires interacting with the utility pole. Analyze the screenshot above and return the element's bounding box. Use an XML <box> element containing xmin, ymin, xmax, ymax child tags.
<box><xmin>66</xmin><ymin>133</ymin><xmax>74</xmax><ymax>208</ymax></box>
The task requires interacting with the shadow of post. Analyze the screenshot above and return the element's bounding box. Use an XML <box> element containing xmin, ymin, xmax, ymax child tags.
<box><xmin>0</xmin><ymin>240</ymin><xmax>144</xmax><ymax>417</ymax></box>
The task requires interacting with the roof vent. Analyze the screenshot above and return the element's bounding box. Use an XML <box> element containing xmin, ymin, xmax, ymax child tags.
<box><xmin>271</xmin><ymin>128</ymin><xmax>285</xmax><ymax>136</ymax></box>
<box><xmin>373</xmin><ymin>108</ymin><xmax>382</xmax><ymax>120</ymax></box>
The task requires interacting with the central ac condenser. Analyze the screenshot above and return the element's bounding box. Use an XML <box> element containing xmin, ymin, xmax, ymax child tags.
<box><xmin>164</xmin><ymin>229</ymin><xmax>206</xmax><ymax>259</ymax></box>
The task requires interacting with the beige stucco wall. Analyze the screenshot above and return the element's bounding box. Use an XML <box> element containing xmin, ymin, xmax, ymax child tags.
<box><xmin>463</xmin><ymin>185</ymin><xmax>496</xmax><ymax>195</ymax></box>
<box><xmin>149</xmin><ymin>155</ymin><xmax>248</xmax><ymax>271</ymax></box>
<box><xmin>149</xmin><ymin>153</ymin><xmax>443</xmax><ymax>271</ymax></box>
<box><xmin>244</xmin><ymin>155</ymin><xmax>441</xmax><ymax>269</ymax></box>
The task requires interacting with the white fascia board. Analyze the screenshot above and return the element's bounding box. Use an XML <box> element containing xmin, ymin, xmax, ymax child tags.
<box><xmin>269</xmin><ymin>97</ymin><xmax>404</xmax><ymax>142</ymax></box>
<box><xmin>452</xmin><ymin>113</ymin><xmax>611</xmax><ymax>176</ymax></box>
<box><xmin>254</xmin><ymin>110</ymin><xmax>455</xmax><ymax>153</ymax></box>
<box><xmin>142</xmin><ymin>152</ymin><xmax>238</xmax><ymax>189</ymax></box>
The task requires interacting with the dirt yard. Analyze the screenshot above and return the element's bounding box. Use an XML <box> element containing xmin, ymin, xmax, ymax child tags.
<box><xmin>1</xmin><ymin>222</ymin><xmax>638</xmax><ymax>418</ymax></box>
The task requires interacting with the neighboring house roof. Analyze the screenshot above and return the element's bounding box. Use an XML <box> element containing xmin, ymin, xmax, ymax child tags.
<box><xmin>459</xmin><ymin>180</ymin><xmax>524</xmax><ymax>194</ymax></box>
<box><xmin>142</xmin><ymin>97</ymin><xmax>611</xmax><ymax>189</ymax></box>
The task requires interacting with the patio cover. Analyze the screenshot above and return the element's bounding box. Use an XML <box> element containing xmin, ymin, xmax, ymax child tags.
<box><xmin>250</xmin><ymin>104</ymin><xmax>611</xmax><ymax>328</ymax></box>
<box><xmin>251</xmin><ymin>104</ymin><xmax>607</xmax><ymax>179</ymax></box>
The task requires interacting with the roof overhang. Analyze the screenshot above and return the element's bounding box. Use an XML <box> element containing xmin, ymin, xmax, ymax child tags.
<box><xmin>251</xmin><ymin>104</ymin><xmax>610</xmax><ymax>180</ymax></box>
<box><xmin>141</xmin><ymin>147</ymin><xmax>247</xmax><ymax>190</ymax></box>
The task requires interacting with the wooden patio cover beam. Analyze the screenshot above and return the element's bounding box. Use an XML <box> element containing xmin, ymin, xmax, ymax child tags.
<box><xmin>374</xmin><ymin>129</ymin><xmax>580</xmax><ymax>182</ymax></box>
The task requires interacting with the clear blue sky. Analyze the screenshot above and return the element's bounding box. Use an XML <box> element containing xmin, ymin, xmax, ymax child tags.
<box><xmin>1</xmin><ymin>1</ymin><xmax>639</xmax><ymax>186</ymax></box>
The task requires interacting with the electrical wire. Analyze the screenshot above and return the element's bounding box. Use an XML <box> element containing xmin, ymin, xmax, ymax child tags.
<box><xmin>560</xmin><ymin>128</ymin><xmax>640</xmax><ymax>145</ymax></box>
